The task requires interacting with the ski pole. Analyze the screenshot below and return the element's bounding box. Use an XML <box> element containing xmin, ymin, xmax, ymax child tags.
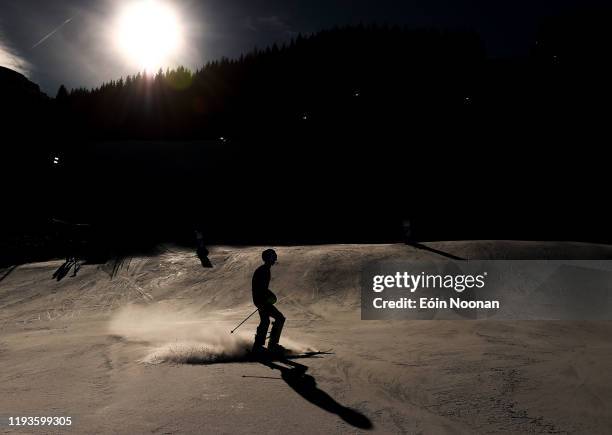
<box><xmin>229</xmin><ymin>295</ymin><xmax>291</xmax><ymax>334</ymax></box>
<box><xmin>230</xmin><ymin>308</ymin><xmax>259</xmax><ymax>334</ymax></box>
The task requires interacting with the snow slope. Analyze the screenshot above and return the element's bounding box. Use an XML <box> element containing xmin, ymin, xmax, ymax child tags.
<box><xmin>1</xmin><ymin>241</ymin><xmax>612</xmax><ymax>434</ymax></box>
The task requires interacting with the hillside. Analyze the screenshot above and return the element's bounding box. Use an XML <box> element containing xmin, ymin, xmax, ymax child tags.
<box><xmin>0</xmin><ymin>66</ymin><xmax>47</xmax><ymax>99</ymax></box>
<box><xmin>0</xmin><ymin>66</ymin><xmax>54</xmax><ymax>240</ymax></box>
<box><xmin>1</xmin><ymin>22</ymin><xmax>611</xmax><ymax>259</ymax></box>
<box><xmin>2</xmin><ymin>241</ymin><xmax>612</xmax><ymax>433</ymax></box>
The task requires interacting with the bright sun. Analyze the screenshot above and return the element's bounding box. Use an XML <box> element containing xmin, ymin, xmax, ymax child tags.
<box><xmin>115</xmin><ymin>0</ymin><xmax>184</xmax><ymax>72</ymax></box>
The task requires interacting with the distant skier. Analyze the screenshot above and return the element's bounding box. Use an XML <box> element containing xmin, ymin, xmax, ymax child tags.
<box><xmin>194</xmin><ymin>229</ymin><xmax>212</xmax><ymax>268</ymax></box>
<box><xmin>252</xmin><ymin>249</ymin><xmax>286</xmax><ymax>354</ymax></box>
<box><xmin>51</xmin><ymin>218</ymin><xmax>89</xmax><ymax>281</ymax></box>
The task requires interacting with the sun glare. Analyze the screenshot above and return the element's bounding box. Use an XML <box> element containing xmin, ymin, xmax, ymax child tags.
<box><xmin>115</xmin><ymin>0</ymin><xmax>184</xmax><ymax>72</ymax></box>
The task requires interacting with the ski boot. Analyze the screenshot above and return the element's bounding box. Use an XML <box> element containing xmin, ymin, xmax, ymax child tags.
<box><xmin>267</xmin><ymin>343</ymin><xmax>288</xmax><ymax>356</ymax></box>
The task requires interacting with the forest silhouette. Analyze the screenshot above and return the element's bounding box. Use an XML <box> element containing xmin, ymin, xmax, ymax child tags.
<box><xmin>61</xmin><ymin>25</ymin><xmax>483</xmax><ymax>140</ymax></box>
<box><xmin>1</xmin><ymin>13</ymin><xmax>611</xmax><ymax>265</ymax></box>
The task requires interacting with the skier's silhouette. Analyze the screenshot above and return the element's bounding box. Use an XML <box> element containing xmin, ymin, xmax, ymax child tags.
<box><xmin>194</xmin><ymin>229</ymin><xmax>212</xmax><ymax>268</ymax></box>
<box><xmin>252</xmin><ymin>249</ymin><xmax>285</xmax><ymax>353</ymax></box>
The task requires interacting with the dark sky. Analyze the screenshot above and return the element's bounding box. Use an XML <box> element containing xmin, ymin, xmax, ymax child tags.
<box><xmin>0</xmin><ymin>0</ymin><xmax>606</xmax><ymax>94</ymax></box>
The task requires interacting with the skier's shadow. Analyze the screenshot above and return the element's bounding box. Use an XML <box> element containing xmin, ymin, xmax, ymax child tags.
<box><xmin>257</xmin><ymin>358</ymin><xmax>373</xmax><ymax>430</ymax></box>
<box><xmin>408</xmin><ymin>242</ymin><xmax>464</xmax><ymax>260</ymax></box>
<box><xmin>52</xmin><ymin>258</ymin><xmax>81</xmax><ymax>282</ymax></box>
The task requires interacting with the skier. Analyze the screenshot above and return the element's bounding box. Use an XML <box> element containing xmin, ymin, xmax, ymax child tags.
<box><xmin>194</xmin><ymin>229</ymin><xmax>212</xmax><ymax>268</ymax></box>
<box><xmin>252</xmin><ymin>249</ymin><xmax>286</xmax><ymax>354</ymax></box>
